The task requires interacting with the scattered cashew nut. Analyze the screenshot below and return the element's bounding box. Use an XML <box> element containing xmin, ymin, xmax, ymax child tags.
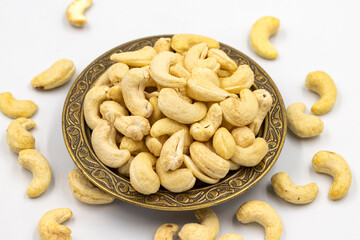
<box><xmin>6</xmin><ymin>118</ymin><xmax>36</xmax><ymax>153</ymax></box>
<box><xmin>66</xmin><ymin>0</ymin><xmax>92</xmax><ymax>27</ymax></box>
<box><xmin>38</xmin><ymin>208</ymin><xmax>72</xmax><ymax>240</ymax></box>
<box><xmin>154</xmin><ymin>223</ymin><xmax>179</xmax><ymax>240</ymax></box>
<box><xmin>0</xmin><ymin>92</ymin><xmax>37</xmax><ymax>118</ymax></box>
<box><xmin>218</xmin><ymin>233</ymin><xmax>244</xmax><ymax>240</ymax></box>
<box><xmin>110</xmin><ymin>46</ymin><xmax>157</xmax><ymax>67</ymax></box>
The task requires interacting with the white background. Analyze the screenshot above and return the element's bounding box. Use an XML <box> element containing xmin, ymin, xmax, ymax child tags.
<box><xmin>0</xmin><ymin>0</ymin><xmax>359</xmax><ymax>239</ymax></box>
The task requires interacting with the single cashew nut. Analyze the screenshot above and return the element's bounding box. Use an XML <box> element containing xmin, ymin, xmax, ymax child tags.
<box><xmin>169</xmin><ymin>63</ymin><xmax>191</xmax><ymax>80</ymax></box>
<box><xmin>207</xmin><ymin>49</ymin><xmax>237</xmax><ymax>72</ymax></box>
<box><xmin>107</xmin><ymin>85</ymin><xmax>125</xmax><ymax>106</ymax></box>
<box><xmin>66</xmin><ymin>0</ymin><xmax>92</xmax><ymax>27</ymax></box>
<box><xmin>100</xmin><ymin>100</ymin><xmax>128</xmax><ymax>120</ymax></box>
<box><xmin>110</xmin><ymin>46</ymin><xmax>157</xmax><ymax>67</ymax></box>
<box><xmin>312</xmin><ymin>151</ymin><xmax>352</xmax><ymax>200</ymax></box>
<box><xmin>220</xmin><ymin>89</ymin><xmax>258</xmax><ymax>127</ymax></box>
<box><xmin>231</xmin><ymin>127</ymin><xmax>255</xmax><ymax>148</ymax></box>
<box><xmin>218</xmin><ymin>233</ymin><xmax>244</xmax><ymax>240</ymax></box>
<box><xmin>119</xmin><ymin>136</ymin><xmax>148</xmax><ymax>155</ymax></box>
<box><xmin>107</xmin><ymin>63</ymin><xmax>129</xmax><ymax>85</ymax></box>
<box><xmin>217</xmin><ymin>69</ymin><xmax>232</xmax><ymax>78</ymax></box>
<box><xmin>183</xmin><ymin>155</ymin><xmax>219</xmax><ymax>184</ymax></box>
<box><xmin>236</xmin><ymin>200</ymin><xmax>282</xmax><ymax>240</ymax></box>
<box><xmin>38</xmin><ymin>208</ymin><xmax>72</xmax><ymax>240</ymax></box>
<box><xmin>154</xmin><ymin>37</ymin><xmax>172</xmax><ymax>53</ymax></box>
<box><xmin>145</xmin><ymin>135</ymin><xmax>168</xmax><ymax>157</ymax></box>
<box><xmin>248</xmin><ymin>89</ymin><xmax>272</xmax><ymax>135</ymax></box>
<box><xmin>130</xmin><ymin>152</ymin><xmax>160</xmax><ymax>195</ymax></box>
<box><xmin>18</xmin><ymin>149</ymin><xmax>51</xmax><ymax>198</ymax></box>
<box><xmin>84</xmin><ymin>85</ymin><xmax>110</xmax><ymax>130</ymax></box>
<box><xmin>220</xmin><ymin>65</ymin><xmax>254</xmax><ymax>94</ymax></box>
<box><xmin>212</xmin><ymin>127</ymin><xmax>236</xmax><ymax>160</ymax></box>
<box><xmin>68</xmin><ymin>169</ymin><xmax>115</xmax><ymax>204</ymax></box>
<box><xmin>271</xmin><ymin>172</ymin><xmax>319</xmax><ymax>204</ymax></box>
<box><xmin>148</xmin><ymin>96</ymin><xmax>163</xmax><ymax>125</ymax></box>
<box><xmin>0</xmin><ymin>92</ymin><xmax>37</xmax><ymax>118</ymax></box>
<box><xmin>94</xmin><ymin>71</ymin><xmax>111</xmax><ymax>87</ymax></box>
<box><xmin>231</xmin><ymin>137</ymin><xmax>268</xmax><ymax>167</ymax></box>
<box><xmin>158</xmin><ymin>88</ymin><xmax>207</xmax><ymax>124</ymax></box>
<box><xmin>31</xmin><ymin>59</ymin><xmax>75</xmax><ymax>90</ymax></box>
<box><xmin>158</xmin><ymin>130</ymin><xmax>186</xmax><ymax>171</ymax></box>
<box><xmin>184</xmin><ymin>43</ymin><xmax>219</xmax><ymax>72</ymax></box>
<box><xmin>6</xmin><ymin>118</ymin><xmax>36</xmax><ymax>153</ymax></box>
<box><xmin>305</xmin><ymin>71</ymin><xmax>337</xmax><ymax>115</ymax></box>
<box><xmin>171</xmin><ymin>34</ymin><xmax>219</xmax><ymax>53</ymax></box>
<box><xmin>287</xmin><ymin>103</ymin><xmax>324</xmax><ymax>138</ymax></box>
<box><xmin>154</xmin><ymin>223</ymin><xmax>179</xmax><ymax>240</ymax></box>
<box><xmin>250</xmin><ymin>16</ymin><xmax>280</xmax><ymax>60</ymax></box>
<box><xmin>178</xmin><ymin>208</ymin><xmax>219</xmax><ymax>240</ymax></box>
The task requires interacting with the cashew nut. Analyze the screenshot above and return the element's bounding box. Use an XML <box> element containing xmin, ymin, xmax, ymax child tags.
<box><xmin>0</xmin><ymin>92</ymin><xmax>37</xmax><ymax>118</ymax></box>
<box><xmin>207</xmin><ymin>49</ymin><xmax>237</xmax><ymax>72</ymax></box>
<box><xmin>31</xmin><ymin>59</ymin><xmax>75</xmax><ymax>90</ymax></box>
<box><xmin>218</xmin><ymin>233</ymin><xmax>244</xmax><ymax>240</ymax></box>
<box><xmin>145</xmin><ymin>135</ymin><xmax>167</xmax><ymax>157</ymax></box>
<box><xmin>171</xmin><ymin>34</ymin><xmax>219</xmax><ymax>53</ymax></box>
<box><xmin>110</xmin><ymin>46</ymin><xmax>157</xmax><ymax>67</ymax></box>
<box><xmin>148</xmin><ymin>96</ymin><xmax>163</xmax><ymax>125</ymax></box>
<box><xmin>38</xmin><ymin>208</ymin><xmax>72</xmax><ymax>240</ymax></box>
<box><xmin>154</xmin><ymin>223</ymin><xmax>179</xmax><ymax>240</ymax></box>
<box><xmin>217</xmin><ymin>69</ymin><xmax>232</xmax><ymax>78</ymax></box>
<box><xmin>66</xmin><ymin>0</ymin><xmax>92</xmax><ymax>27</ymax></box>
<box><xmin>236</xmin><ymin>200</ymin><xmax>282</xmax><ymax>240</ymax></box>
<box><xmin>250</xmin><ymin>16</ymin><xmax>280</xmax><ymax>60</ymax></box>
<box><xmin>169</xmin><ymin>63</ymin><xmax>191</xmax><ymax>80</ymax></box>
<box><xmin>248</xmin><ymin>89</ymin><xmax>272</xmax><ymax>135</ymax></box>
<box><xmin>18</xmin><ymin>149</ymin><xmax>51</xmax><ymax>198</ymax></box>
<box><xmin>184</xmin><ymin>43</ymin><xmax>219</xmax><ymax>72</ymax></box>
<box><xmin>220</xmin><ymin>89</ymin><xmax>258</xmax><ymax>127</ymax></box>
<box><xmin>158</xmin><ymin>88</ymin><xmax>207</xmax><ymax>124</ymax></box>
<box><xmin>212</xmin><ymin>127</ymin><xmax>236</xmax><ymax>160</ymax></box>
<box><xmin>121</xmin><ymin>68</ymin><xmax>153</xmax><ymax>118</ymax></box>
<box><xmin>107</xmin><ymin>85</ymin><xmax>125</xmax><ymax>106</ymax></box>
<box><xmin>6</xmin><ymin>118</ymin><xmax>36</xmax><ymax>153</ymax></box>
<box><xmin>100</xmin><ymin>100</ymin><xmax>128</xmax><ymax>119</ymax></box>
<box><xmin>220</xmin><ymin>64</ymin><xmax>254</xmax><ymax>94</ymax></box>
<box><xmin>178</xmin><ymin>208</ymin><xmax>219</xmax><ymax>240</ymax></box>
<box><xmin>129</xmin><ymin>152</ymin><xmax>160</xmax><ymax>195</ymax></box>
<box><xmin>91</xmin><ymin>120</ymin><xmax>131</xmax><ymax>168</ymax></box>
<box><xmin>84</xmin><ymin>85</ymin><xmax>110</xmax><ymax>130</ymax></box>
<box><xmin>231</xmin><ymin>137</ymin><xmax>268</xmax><ymax>167</ymax></box>
<box><xmin>154</xmin><ymin>37</ymin><xmax>172</xmax><ymax>53</ymax></box>
<box><xmin>120</xmin><ymin>136</ymin><xmax>148</xmax><ymax>155</ymax></box>
<box><xmin>94</xmin><ymin>71</ymin><xmax>111</xmax><ymax>87</ymax></box>
<box><xmin>271</xmin><ymin>172</ymin><xmax>319</xmax><ymax>204</ymax></box>
<box><xmin>312</xmin><ymin>151</ymin><xmax>352</xmax><ymax>200</ymax></box>
<box><xmin>107</xmin><ymin>63</ymin><xmax>129</xmax><ymax>85</ymax></box>
<box><xmin>158</xmin><ymin>130</ymin><xmax>186</xmax><ymax>171</ymax></box>
<box><xmin>117</xmin><ymin>156</ymin><xmax>134</xmax><ymax>177</ymax></box>
<box><xmin>183</xmin><ymin>155</ymin><xmax>219</xmax><ymax>184</ymax></box>
<box><xmin>231</xmin><ymin>126</ymin><xmax>255</xmax><ymax>148</ymax></box>
<box><xmin>305</xmin><ymin>71</ymin><xmax>337</xmax><ymax>115</ymax></box>
<box><xmin>287</xmin><ymin>103</ymin><xmax>324</xmax><ymax>138</ymax></box>
<box><xmin>68</xmin><ymin>169</ymin><xmax>115</xmax><ymax>204</ymax></box>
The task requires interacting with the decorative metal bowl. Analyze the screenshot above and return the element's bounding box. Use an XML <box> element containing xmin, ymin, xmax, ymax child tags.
<box><xmin>62</xmin><ymin>35</ymin><xmax>287</xmax><ymax>211</ymax></box>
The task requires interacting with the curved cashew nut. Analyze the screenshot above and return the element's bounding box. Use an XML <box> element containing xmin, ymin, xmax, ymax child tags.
<box><xmin>171</xmin><ymin>34</ymin><xmax>219</xmax><ymax>53</ymax></box>
<box><xmin>271</xmin><ymin>172</ymin><xmax>319</xmax><ymax>204</ymax></box>
<box><xmin>107</xmin><ymin>63</ymin><xmax>129</xmax><ymax>85</ymax></box>
<box><xmin>119</xmin><ymin>136</ymin><xmax>148</xmax><ymax>155</ymax></box>
<box><xmin>121</xmin><ymin>68</ymin><xmax>153</xmax><ymax>118</ymax></box>
<box><xmin>68</xmin><ymin>169</ymin><xmax>115</xmax><ymax>204</ymax></box>
<box><xmin>250</xmin><ymin>16</ymin><xmax>280</xmax><ymax>60</ymax></box>
<box><xmin>84</xmin><ymin>85</ymin><xmax>110</xmax><ymax>130</ymax></box>
<box><xmin>218</xmin><ymin>233</ymin><xmax>244</xmax><ymax>240</ymax></box>
<box><xmin>91</xmin><ymin>120</ymin><xmax>131</xmax><ymax>168</ymax></box>
<box><xmin>312</xmin><ymin>151</ymin><xmax>352</xmax><ymax>200</ymax></box>
<box><xmin>184</xmin><ymin>43</ymin><xmax>219</xmax><ymax>72</ymax></box>
<box><xmin>212</xmin><ymin>127</ymin><xmax>236</xmax><ymax>160</ymax></box>
<box><xmin>117</xmin><ymin>156</ymin><xmax>134</xmax><ymax>177</ymax></box>
<box><xmin>231</xmin><ymin>126</ymin><xmax>255</xmax><ymax>148</ymax></box>
<box><xmin>100</xmin><ymin>100</ymin><xmax>128</xmax><ymax>119</ymax></box>
<box><xmin>38</xmin><ymin>208</ymin><xmax>72</xmax><ymax>240</ymax></box>
<box><xmin>110</xmin><ymin>46</ymin><xmax>157</xmax><ymax>67</ymax></box>
<box><xmin>148</xmin><ymin>96</ymin><xmax>163</xmax><ymax>125</ymax></box>
<box><xmin>305</xmin><ymin>71</ymin><xmax>337</xmax><ymax>115</ymax></box>
<box><xmin>287</xmin><ymin>103</ymin><xmax>324</xmax><ymax>138</ymax></box>
<box><xmin>18</xmin><ymin>149</ymin><xmax>51</xmax><ymax>198</ymax></box>
<box><xmin>6</xmin><ymin>118</ymin><xmax>36</xmax><ymax>153</ymax></box>
<box><xmin>178</xmin><ymin>208</ymin><xmax>219</xmax><ymax>240</ymax></box>
<box><xmin>220</xmin><ymin>65</ymin><xmax>254</xmax><ymax>94</ymax></box>
<box><xmin>154</xmin><ymin>37</ymin><xmax>172</xmax><ymax>53</ymax></box>
<box><xmin>183</xmin><ymin>155</ymin><xmax>219</xmax><ymax>184</ymax></box>
<box><xmin>158</xmin><ymin>88</ymin><xmax>207</xmax><ymax>124</ymax></box>
<box><xmin>107</xmin><ymin>85</ymin><xmax>125</xmax><ymax>106</ymax></box>
<box><xmin>94</xmin><ymin>70</ymin><xmax>112</xmax><ymax>87</ymax></box>
<box><xmin>248</xmin><ymin>89</ymin><xmax>272</xmax><ymax>135</ymax></box>
<box><xmin>130</xmin><ymin>152</ymin><xmax>160</xmax><ymax>195</ymax></box>
<box><xmin>154</xmin><ymin>223</ymin><xmax>179</xmax><ymax>240</ymax></box>
<box><xmin>158</xmin><ymin>130</ymin><xmax>186</xmax><ymax>171</ymax></box>
<box><xmin>220</xmin><ymin>89</ymin><xmax>258</xmax><ymax>127</ymax></box>
<box><xmin>231</xmin><ymin>137</ymin><xmax>268</xmax><ymax>167</ymax></box>
<box><xmin>145</xmin><ymin>135</ymin><xmax>168</xmax><ymax>157</ymax></box>
<box><xmin>0</xmin><ymin>92</ymin><xmax>37</xmax><ymax>118</ymax></box>
<box><xmin>149</xmin><ymin>51</ymin><xmax>187</xmax><ymax>88</ymax></box>
<box><xmin>236</xmin><ymin>200</ymin><xmax>282</xmax><ymax>240</ymax></box>
<box><xmin>169</xmin><ymin>63</ymin><xmax>191</xmax><ymax>80</ymax></box>
<box><xmin>66</xmin><ymin>0</ymin><xmax>92</xmax><ymax>27</ymax></box>
<box><xmin>207</xmin><ymin>49</ymin><xmax>237</xmax><ymax>72</ymax></box>
<box><xmin>190</xmin><ymin>141</ymin><xmax>230</xmax><ymax>179</ymax></box>
<box><xmin>217</xmin><ymin>69</ymin><xmax>232</xmax><ymax>78</ymax></box>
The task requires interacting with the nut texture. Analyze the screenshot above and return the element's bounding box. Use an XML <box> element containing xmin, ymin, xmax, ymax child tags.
<box><xmin>38</xmin><ymin>208</ymin><xmax>72</xmax><ymax>240</ymax></box>
<box><xmin>0</xmin><ymin>92</ymin><xmax>37</xmax><ymax>118</ymax></box>
<box><xmin>110</xmin><ymin>46</ymin><xmax>157</xmax><ymax>67</ymax></box>
<box><xmin>66</xmin><ymin>0</ymin><xmax>92</xmax><ymax>27</ymax></box>
<box><xmin>171</xmin><ymin>34</ymin><xmax>219</xmax><ymax>53</ymax></box>
<box><xmin>6</xmin><ymin>118</ymin><xmax>36</xmax><ymax>153</ymax></box>
<box><xmin>154</xmin><ymin>223</ymin><xmax>179</xmax><ymax>240</ymax></box>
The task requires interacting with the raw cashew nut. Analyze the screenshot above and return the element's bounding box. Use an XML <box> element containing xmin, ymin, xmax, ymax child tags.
<box><xmin>68</xmin><ymin>169</ymin><xmax>115</xmax><ymax>204</ymax></box>
<box><xmin>130</xmin><ymin>152</ymin><xmax>160</xmax><ymax>195</ymax></box>
<box><xmin>217</xmin><ymin>69</ymin><xmax>232</xmax><ymax>78</ymax></box>
<box><xmin>207</xmin><ymin>49</ymin><xmax>237</xmax><ymax>72</ymax></box>
<box><xmin>94</xmin><ymin>71</ymin><xmax>111</xmax><ymax>87</ymax></box>
<box><xmin>145</xmin><ymin>135</ymin><xmax>167</xmax><ymax>157</ymax></box>
<box><xmin>99</xmin><ymin>100</ymin><xmax>128</xmax><ymax>119</ymax></box>
<box><xmin>183</xmin><ymin>155</ymin><xmax>219</xmax><ymax>184</ymax></box>
<box><xmin>119</xmin><ymin>136</ymin><xmax>148</xmax><ymax>155</ymax></box>
<box><xmin>236</xmin><ymin>200</ymin><xmax>282</xmax><ymax>240</ymax></box>
<box><xmin>312</xmin><ymin>151</ymin><xmax>352</xmax><ymax>200</ymax></box>
<box><xmin>190</xmin><ymin>103</ymin><xmax>222</xmax><ymax>141</ymax></box>
<box><xmin>154</xmin><ymin>223</ymin><xmax>179</xmax><ymax>240</ymax></box>
<box><xmin>158</xmin><ymin>130</ymin><xmax>186</xmax><ymax>171</ymax></box>
<box><xmin>38</xmin><ymin>208</ymin><xmax>72</xmax><ymax>240</ymax></box>
<box><xmin>148</xmin><ymin>96</ymin><xmax>163</xmax><ymax>125</ymax></box>
<box><xmin>6</xmin><ymin>118</ymin><xmax>36</xmax><ymax>153</ymax></box>
<box><xmin>248</xmin><ymin>89</ymin><xmax>273</xmax><ymax>135</ymax></box>
<box><xmin>158</xmin><ymin>88</ymin><xmax>207</xmax><ymax>124</ymax></box>
<box><xmin>84</xmin><ymin>85</ymin><xmax>110</xmax><ymax>130</ymax></box>
<box><xmin>121</xmin><ymin>68</ymin><xmax>153</xmax><ymax>118</ymax></box>
<box><xmin>271</xmin><ymin>172</ymin><xmax>319</xmax><ymax>204</ymax></box>
<box><xmin>184</xmin><ymin>43</ymin><xmax>219</xmax><ymax>72</ymax></box>
<box><xmin>108</xmin><ymin>63</ymin><xmax>129</xmax><ymax>85</ymax></box>
<box><xmin>287</xmin><ymin>103</ymin><xmax>324</xmax><ymax>138</ymax></box>
<box><xmin>178</xmin><ymin>208</ymin><xmax>219</xmax><ymax>240</ymax></box>
<box><xmin>18</xmin><ymin>149</ymin><xmax>51</xmax><ymax>198</ymax></box>
<box><xmin>66</xmin><ymin>0</ymin><xmax>92</xmax><ymax>27</ymax></box>
<box><xmin>31</xmin><ymin>59</ymin><xmax>75</xmax><ymax>90</ymax></box>
<box><xmin>231</xmin><ymin>127</ymin><xmax>255</xmax><ymax>148</ymax></box>
<box><xmin>220</xmin><ymin>89</ymin><xmax>258</xmax><ymax>127</ymax></box>
<box><xmin>110</xmin><ymin>46</ymin><xmax>157</xmax><ymax>67</ymax></box>
<box><xmin>117</xmin><ymin>156</ymin><xmax>134</xmax><ymax>177</ymax></box>
<box><xmin>91</xmin><ymin>120</ymin><xmax>131</xmax><ymax>168</ymax></box>
<box><xmin>231</xmin><ymin>137</ymin><xmax>268</xmax><ymax>167</ymax></box>
<box><xmin>305</xmin><ymin>71</ymin><xmax>337</xmax><ymax>115</ymax></box>
<box><xmin>107</xmin><ymin>85</ymin><xmax>125</xmax><ymax>106</ymax></box>
<box><xmin>212</xmin><ymin>127</ymin><xmax>236</xmax><ymax>160</ymax></box>
<box><xmin>250</xmin><ymin>16</ymin><xmax>280</xmax><ymax>60</ymax></box>
<box><xmin>218</xmin><ymin>233</ymin><xmax>244</xmax><ymax>240</ymax></box>
<box><xmin>0</xmin><ymin>92</ymin><xmax>37</xmax><ymax>118</ymax></box>
<box><xmin>169</xmin><ymin>63</ymin><xmax>191</xmax><ymax>80</ymax></box>
<box><xmin>171</xmin><ymin>34</ymin><xmax>219</xmax><ymax>53</ymax></box>
<box><xmin>154</xmin><ymin>37</ymin><xmax>172</xmax><ymax>53</ymax></box>
<box><xmin>220</xmin><ymin>65</ymin><xmax>254</xmax><ymax>94</ymax></box>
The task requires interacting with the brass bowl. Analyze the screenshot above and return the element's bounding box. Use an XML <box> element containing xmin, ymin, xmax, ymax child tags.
<box><xmin>62</xmin><ymin>35</ymin><xmax>287</xmax><ymax>211</ymax></box>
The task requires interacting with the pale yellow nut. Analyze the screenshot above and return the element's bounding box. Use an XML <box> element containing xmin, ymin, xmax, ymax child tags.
<box><xmin>6</xmin><ymin>118</ymin><xmax>36</xmax><ymax>153</ymax></box>
<box><xmin>148</xmin><ymin>96</ymin><xmax>163</xmax><ymax>125</ymax></box>
<box><xmin>99</xmin><ymin>100</ymin><xmax>128</xmax><ymax>120</ymax></box>
<box><xmin>312</xmin><ymin>151</ymin><xmax>352</xmax><ymax>200</ymax></box>
<box><xmin>248</xmin><ymin>89</ymin><xmax>273</xmax><ymax>135</ymax></box>
<box><xmin>31</xmin><ymin>59</ymin><xmax>75</xmax><ymax>90</ymax></box>
<box><xmin>119</xmin><ymin>136</ymin><xmax>148</xmax><ymax>155</ymax></box>
<box><xmin>183</xmin><ymin>155</ymin><xmax>219</xmax><ymax>184</ymax></box>
<box><xmin>271</xmin><ymin>172</ymin><xmax>318</xmax><ymax>204</ymax></box>
<box><xmin>212</xmin><ymin>127</ymin><xmax>236</xmax><ymax>160</ymax></box>
<box><xmin>68</xmin><ymin>169</ymin><xmax>115</xmax><ymax>204</ymax></box>
<box><xmin>38</xmin><ymin>208</ymin><xmax>72</xmax><ymax>240</ymax></box>
<box><xmin>107</xmin><ymin>85</ymin><xmax>125</xmax><ymax>106</ymax></box>
<box><xmin>218</xmin><ymin>233</ymin><xmax>244</xmax><ymax>240</ymax></box>
<box><xmin>217</xmin><ymin>69</ymin><xmax>232</xmax><ymax>78</ymax></box>
<box><xmin>154</xmin><ymin>37</ymin><xmax>172</xmax><ymax>53</ymax></box>
<box><xmin>175</xmin><ymin>87</ymin><xmax>193</xmax><ymax>104</ymax></box>
<box><xmin>154</xmin><ymin>223</ymin><xmax>179</xmax><ymax>240</ymax></box>
<box><xmin>145</xmin><ymin>135</ymin><xmax>168</xmax><ymax>157</ymax></box>
<box><xmin>169</xmin><ymin>63</ymin><xmax>191</xmax><ymax>80</ymax></box>
<box><xmin>0</xmin><ymin>92</ymin><xmax>37</xmax><ymax>118</ymax></box>
<box><xmin>184</xmin><ymin>43</ymin><xmax>219</xmax><ymax>72</ymax></box>
<box><xmin>18</xmin><ymin>149</ymin><xmax>51</xmax><ymax>198</ymax></box>
<box><xmin>305</xmin><ymin>71</ymin><xmax>337</xmax><ymax>115</ymax></box>
<box><xmin>159</xmin><ymin>130</ymin><xmax>186</xmax><ymax>171</ymax></box>
<box><xmin>207</xmin><ymin>49</ymin><xmax>237</xmax><ymax>72</ymax></box>
<box><xmin>84</xmin><ymin>85</ymin><xmax>110</xmax><ymax>130</ymax></box>
<box><xmin>250</xmin><ymin>16</ymin><xmax>280</xmax><ymax>60</ymax></box>
<box><xmin>231</xmin><ymin>137</ymin><xmax>268</xmax><ymax>167</ymax></box>
<box><xmin>179</xmin><ymin>208</ymin><xmax>219</xmax><ymax>240</ymax></box>
<box><xmin>130</xmin><ymin>152</ymin><xmax>160</xmax><ymax>195</ymax></box>
<box><xmin>117</xmin><ymin>156</ymin><xmax>134</xmax><ymax>177</ymax></box>
<box><xmin>287</xmin><ymin>103</ymin><xmax>324</xmax><ymax>138</ymax></box>
<box><xmin>94</xmin><ymin>71</ymin><xmax>111</xmax><ymax>87</ymax></box>
<box><xmin>66</xmin><ymin>0</ymin><xmax>92</xmax><ymax>27</ymax></box>
<box><xmin>220</xmin><ymin>118</ymin><xmax>235</xmax><ymax>132</ymax></box>
<box><xmin>220</xmin><ymin>64</ymin><xmax>254</xmax><ymax>94</ymax></box>
<box><xmin>231</xmin><ymin>126</ymin><xmax>255</xmax><ymax>148</ymax></box>
<box><xmin>110</xmin><ymin>46</ymin><xmax>157</xmax><ymax>67</ymax></box>
<box><xmin>107</xmin><ymin>63</ymin><xmax>129</xmax><ymax>85</ymax></box>
<box><xmin>171</xmin><ymin>34</ymin><xmax>219</xmax><ymax>53</ymax></box>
